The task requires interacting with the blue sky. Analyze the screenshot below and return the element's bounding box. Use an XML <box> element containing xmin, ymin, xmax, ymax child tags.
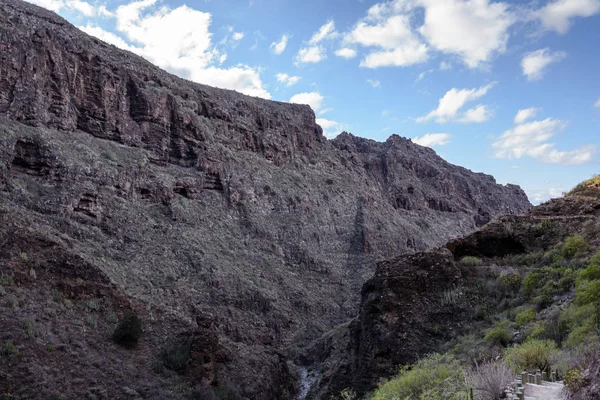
<box><xmin>27</xmin><ymin>0</ymin><xmax>600</xmax><ymax>203</ymax></box>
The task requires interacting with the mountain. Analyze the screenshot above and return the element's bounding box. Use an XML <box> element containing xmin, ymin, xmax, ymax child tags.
<box><xmin>310</xmin><ymin>177</ymin><xmax>600</xmax><ymax>399</ymax></box>
<box><xmin>0</xmin><ymin>1</ymin><xmax>530</xmax><ymax>399</ymax></box>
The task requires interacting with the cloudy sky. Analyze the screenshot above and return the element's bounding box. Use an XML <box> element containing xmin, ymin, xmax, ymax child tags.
<box><xmin>27</xmin><ymin>0</ymin><xmax>600</xmax><ymax>204</ymax></box>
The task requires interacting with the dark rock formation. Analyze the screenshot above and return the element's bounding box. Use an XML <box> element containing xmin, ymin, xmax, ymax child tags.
<box><xmin>312</xmin><ymin>192</ymin><xmax>600</xmax><ymax>398</ymax></box>
<box><xmin>573</xmin><ymin>352</ymin><xmax>600</xmax><ymax>400</ymax></box>
<box><xmin>0</xmin><ymin>1</ymin><xmax>531</xmax><ymax>398</ymax></box>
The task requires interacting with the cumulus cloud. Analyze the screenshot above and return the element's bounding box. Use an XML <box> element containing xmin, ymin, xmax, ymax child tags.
<box><xmin>295</xmin><ymin>46</ymin><xmax>326</xmax><ymax>64</ymax></box>
<box><xmin>514</xmin><ymin>107</ymin><xmax>539</xmax><ymax>124</ymax></box>
<box><xmin>270</xmin><ymin>34</ymin><xmax>289</xmax><ymax>54</ymax></box>
<box><xmin>417</xmin><ymin>82</ymin><xmax>497</xmax><ymax>123</ymax></box>
<box><xmin>459</xmin><ymin>105</ymin><xmax>494</xmax><ymax>123</ymax></box>
<box><xmin>316</xmin><ymin>118</ymin><xmax>347</xmax><ymax>139</ymax></box>
<box><xmin>276</xmin><ymin>73</ymin><xmax>301</xmax><ymax>87</ymax></box>
<box><xmin>346</xmin><ymin>14</ymin><xmax>429</xmax><ymax>68</ymax></box>
<box><xmin>536</xmin><ymin>0</ymin><xmax>600</xmax><ymax>34</ymax></box>
<box><xmin>412</xmin><ymin>133</ymin><xmax>451</xmax><ymax>147</ymax></box>
<box><xmin>79</xmin><ymin>1</ymin><xmax>270</xmax><ymax>99</ymax></box>
<box><xmin>335</xmin><ymin>47</ymin><xmax>357</xmax><ymax>59</ymax></box>
<box><xmin>344</xmin><ymin>0</ymin><xmax>513</xmax><ymax>69</ymax></box>
<box><xmin>367</xmin><ymin>79</ymin><xmax>381</xmax><ymax>88</ymax></box>
<box><xmin>290</xmin><ymin>92</ymin><xmax>324</xmax><ymax>112</ymax></box>
<box><xmin>521</xmin><ymin>48</ymin><xmax>566</xmax><ymax>81</ymax></box>
<box><xmin>492</xmin><ymin>118</ymin><xmax>595</xmax><ymax>165</ymax></box>
<box><xmin>417</xmin><ymin>0</ymin><xmax>514</xmax><ymax>68</ymax></box>
<box><xmin>232</xmin><ymin>32</ymin><xmax>244</xmax><ymax>41</ymax></box>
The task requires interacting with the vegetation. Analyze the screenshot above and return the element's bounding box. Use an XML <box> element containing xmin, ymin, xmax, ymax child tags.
<box><xmin>0</xmin><ymin>340</ymin><xmax>16</xmax><ymax>356</ymax></box>
<box><xmin>111</xmin><ymin>312</ymin><xmax>142</xmax><ymax>348</ymax></box>
<box><xmin>459</xmin><ymin>256</ymin><xmax>482</xmax><ymax>266</ymax></box>
<box><xmin>161</xmin><ymin>340</ymin><xmax>192</xmax><ymax>374</ymax></box>
<box><xmin>370</xmin><ymin>354</ymin><xmax>467</xmax><ymax>400</ymax></box>
<box><xmin>504</xmin><ymin>339</ymin><xmax>558</xmax><ymax>373</ymax></box>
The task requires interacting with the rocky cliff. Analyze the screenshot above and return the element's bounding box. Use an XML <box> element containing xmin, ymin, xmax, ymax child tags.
<box><xmin>0</xmin><ymin>1</ymin><xmax>531</xmax><ymax>398</ymax></box>
<box><xmin>312</xmin><ymin>186</ymin><xmax>600</xmax><ymax>398</ymax></box>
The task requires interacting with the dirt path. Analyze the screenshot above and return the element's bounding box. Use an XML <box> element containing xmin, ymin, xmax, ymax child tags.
<box><xmin>525</xmin><ymin>382</ymin><xmax>564</xmax><ymax>400</ymax></box>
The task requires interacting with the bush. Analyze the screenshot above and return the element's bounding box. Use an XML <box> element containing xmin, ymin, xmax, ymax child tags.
<box><xmin>460</xmin><ymin>256</ymin><xmax>482</xmax><ymax>265</ymax></box>
<box><xmin>523</xmin><ymin>273</ymin><xmax>541</xmax><ymax>298</ymax></box>
<box><xmin>162</xmin><ymin>340</ymin><xmax>191</xmax><ymax>373</ymax></box>
<box><xmin>469</xmin><ymin>361</ymin><xmax>512</xmax><ymax>400</ymax></box>
<box><xmin>499</xmin><ymin>273</ymin><xmax>522</xmax><ymax>291</ymax></box>
<box><xmin>516</xmin><ymin>309</ymin><xmax>536</xmax><ymax>327</ymax></box>
<box><xmin>484</xmin><ymin>321</ymin><xmax>511</xmax><ymax>347</ymax></box>
<box><xmin>562</xmin><ymin>235</ymin><xmax>589</xmax><ymax>259</ymax></box>
<box><xmin>0</xmin><ymin>339</ymin><xmax>16</xmax><ymax>356</ymax></box>
<box><xmin>112</xmin><ymin>312</ymin><xmax>142</xmax><ymax>348</ymax></box>
<box><xmin>564</xmin><ymin>368</ymin><xmax>585</xmax><ymax>392</ymax></box>
<box><xmin>370</xmin><ymin>354</ymin><xmax>466</xmax><ymax>400</ymax></box>
<box><xmin>504</xmin><ymin>339</ymin><xmax>558</xmax><ymax>373</ymax></box>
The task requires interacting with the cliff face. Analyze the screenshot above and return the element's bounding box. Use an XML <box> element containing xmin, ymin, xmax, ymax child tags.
<box><xmin>0</xmin><ymin>1</ymin><xmax>530</xmax><ymax>399</ymax></box>
<box><xmin>314</xmin><ymin>192</ymin><xmax>600</xmax><ymax>398</ymax></box>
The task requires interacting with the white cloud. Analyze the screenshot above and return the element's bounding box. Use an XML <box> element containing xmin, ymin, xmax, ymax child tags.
<box><xmin>66</xmin><ymin>0</ymin><xmax>95</xmax><ymax>16</ymax></box>
<box><xmin>345</xmin><ymin>0</ymin><xmax>513</xmax><ymax>69</ymax></box>
<box><xmin>521</xmin><ymin>48</ymin><xmax>566</xmax><ymax>81</ymax></box>
<box><xmin>367</xmin><ymin>79</ymin><xmax>381</xmax><ymax>88</ymax></box>
<box><xmin>418</xmin><ymin>0</ymin><xmax>514</xmax><ymax>68</ymax></box>
<box><xmin>27</xmin><ymin>0</ymin><xmax>113</xmax><ymax>16</ymax></box>
<box><xmin>412</xmin><ymin>133</ymin><xmax>451</xmax><ymax>147</ymax></box>
<box><xmin>346</xmin><ymin>14</ymin><xmax>429</xmax><ymax>68</ymax></box>
<box><xmin>417</xmin><ymin>82</ymin><xmax>496</xmax><ymax>123</ymax></box>
<box><xmin>415</xmin><ymin>69</ymin><xmax>434</xmax><ymax>82</ymax></box>
<box><xmin>439</xmin><ymin>61</ymin><xmax>452</xmax><ymax>70</ymax></box>
<box><xmin>232</xmin><ymin>32</ymin><xmax>244</xmax><ymax>41</ymax></box>
<box><xmin>270</xmin><ymin>34</ymin><xmax>289</xmax><ymax>54</ymax></box>
<box><xmin>276</xmin><ymin>73</ymin><xmax>301</xmax><ymax>87</ymax></box>
<box><xmin>459</xmin><ymin>105</ymin><xmax>494</xmax><ymax>123</ymax></box>
<box><xmin>536</xmin><ymin>0</ymin><xmax>600</xmax><ymax>34</ymax></box>
<box><xmin>335</xmin><ymin>47</ymin><xmax>357</xmax><ymax>59</ymax></box>
<box><xmin>290</xmin><ymin>92</ymin><xmax>324</xmax><ymax>112</ymax></box>
<box><xmin>316</xmin><ymin>118</ymin><xmax>347</xmax><ymax>139</ymax></box>
<box><xmin>594</xmin><ymin>97</ymin><xmax>600</xmax><ymax>108</ymax></box>
<box><xmin>527</xmin><ymin>187</ymin><xmax>565</xmax><ymax>204</ymax></box>
<box><xmin>295</xmin><ymin>46</ymin><xmax>327</xmax><ymax>64</ymax></box>
<box><xmin>492</xmin><ymin>118</ymin><xmax>595</xmax><ymax>165</ymax></box>
<box><xmin>514</xmin><ymin>107</ymin><xmax>539</xmax><ymax>124</ymax></box>
<box><xmin>309</xmin><ymin>20</ymin><xmax>338</xmax><ymax>44</ymax></box>
<box><xmin>80</xmin><ymin>1</ymin><xmax>270</xmax><ymax>99</ymax></box>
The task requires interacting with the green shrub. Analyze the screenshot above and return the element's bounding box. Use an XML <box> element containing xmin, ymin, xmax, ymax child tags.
<box><xmin>504</xmin><ymin>339</ymin><xmax>558</xmax><ymax>372</ymax></box>
<box><xmin>516</xmin><ymin>309</ymin><xmax>536</xmax><ymax>327</ymax></box>
<box><xmin>22</xmin><ymin>319</ymin><xmax>38</xmax><ymax>339</ymax></box>
<box><xmin>575</xmin><ymin>279</ymin><xmax>600</xmax><ymax>305</ymax></box>
<box><xmin>162</xmin><ymin>340</ymin><xmax>191</xmax><ymax>373</ymax></box>
<box><xmin>370</xmin><ymin>354</ymin><xmax>466</xmax><ymax>400</ymax></box>
<box><xmin>500</xmin><ymin>273</ymin><xmax>522</xmax><ymax>291</ymax></box>
<box><xmin>112</xmin><ymin>312</ymin><xmax>142</xmax><ymax>348</ymax></box>
<box><xmin>460</xmin><ymin>256</ymin><xmax>482</xmax><ymax>265</ymax></box>
<box><xmin>0</xmin><ymin>339</ymin><xmax>16</xmax><ymax>356</ymax></box>
<box><xmin>562</xmin><ymin>235</ymin><xmax>589</xmax><ymax>259</ymax></box>
<box><xmin>484</xmin><ymin>321</ymin><xmax>511</xmax><ymax>347</ymax></box>
<box><xmin>564</xmin><ymin>368</ymin><xmax>586</xmax><ymax>392</ymax></box>
<box><xmin>0</xmin><ymin>274</ymin><xmax>13</xmax><ymax>286</ymax></box>
<box><xmin>533</xmin><ymin>294</ymin><xmax>553</xmax><ymax>310</ymax></box>
<box><xmin>579</xmin><ymin>263</ymin><xmax>600</xmax><ymax>282</ymax></box>
<box><xmin>523</xmin><ymin>272</ymin><xmax>542</xmax><ymax>298</ymax></box>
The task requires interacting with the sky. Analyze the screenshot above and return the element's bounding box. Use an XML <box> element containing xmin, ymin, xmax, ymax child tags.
<box><xmin>26</xmin><ymin>0</ymin><xmax>600</xmax><ymax>204</ymax></box>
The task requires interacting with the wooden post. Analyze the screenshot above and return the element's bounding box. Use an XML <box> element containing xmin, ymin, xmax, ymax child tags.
<box><xmin>521</xmin><ymin>371</ymin><xmax>527</xmax><ymax>384</ymax></box>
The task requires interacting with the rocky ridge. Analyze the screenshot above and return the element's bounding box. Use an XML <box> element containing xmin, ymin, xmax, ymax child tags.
<box><xmin>0</xmin><ymin>1</ymin><xmax>530</xmax><ymax>398</ymax></box>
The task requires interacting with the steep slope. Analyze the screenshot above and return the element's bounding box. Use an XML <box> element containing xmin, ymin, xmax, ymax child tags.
<box><xmin>313</xmin><ymin>181</ymin><xmax>600</xmax><ymax>398</ymax></box>
<box><xmin>0</xmin><ymin>1</ymin><xmax>530</xmax><ymax>398</ymax></box>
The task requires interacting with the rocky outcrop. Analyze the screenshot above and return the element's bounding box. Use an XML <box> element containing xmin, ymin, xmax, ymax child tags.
<box><xmin>0</xmin><ymin>1</ymin><xmax>531</xmax><ymax>398</ymax></box>
<box><xmin>312</xmin><ymin>192</ymin><xmax>600</xmax><ymax>398</ymax></box>
<box><xmin>573</xmin><ymin>352</ymin><xmax>600</xmax><ymax>400</ymax></box>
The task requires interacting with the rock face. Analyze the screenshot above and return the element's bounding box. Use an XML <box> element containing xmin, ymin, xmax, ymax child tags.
<box><xmin>0</xmin><ymin>1</ymin><xmax>530</xmax><ymax>399</ymax></box>
<box><xmin>313</xmin><ymin>192</ymin><xmax>600</xmax><ymax>398</ymax></box>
